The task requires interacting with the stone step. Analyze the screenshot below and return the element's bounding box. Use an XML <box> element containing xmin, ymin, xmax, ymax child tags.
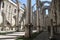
<box><xmin>0</xmin><ymin>32</ymin><xmax>25</xmax><ymax>40</ymax></box>
<box><xmin>32</xmin><ymin>30</ymin><xmax>37</xmax><ymax>33</ymax></box>
<box><xmin>0</xmin><ymin>39</ymin><xmax>15</xmax><ymax>40</ymax></box>
<box><xmin>0</xmin><ymin>30</ymin><xmax>15</xmax><ymax>33</ymax></box>
<box><xmin>0</xmin><ymin>35</ymin><xmax>17</xmax><ymax>39</ymax></box>
<box><xmin>6</xmin><ymin>32</ymin><xmax>25</xmax><ymax>36</ymax></box>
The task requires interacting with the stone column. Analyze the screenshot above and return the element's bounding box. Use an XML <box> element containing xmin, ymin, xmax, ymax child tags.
<box><xmin>25</xmin><ymin>0</ymin><xmax>32</xmax><ymax>38</ymax></box>
<box><xmin>2</xmin><ymin>0</ymin><xmax>6</xmax><ymax>31</ymax></box>
<box><xmin>0</xmin><ymin>1</ymin><xmax>1</xmax><ymax>9</ymax></box>
<box><xmin>16</xmin><ymin>0</ymin><xmax>20</xmax><ymax>31</ymax></box>
<box><xmin>56</xmin><ymin>0</ymin><xmax>60</xmax><ymax>33</ymax></box>
<box><xmin>22</xmin><ymin>4</ymin><xmax>25</xmax><ymax>31</ymax></box>
<box><xmin>36</xmin><ymin>0</ymin><xmax>40</xmax><ymax>32</ymax></box>
<box><xmin>49</xmin><ymin>19</ymin><xmax>54</xmax><ymax>39</ymax></box>
<box><xmin>31</xmin><ymin>4</ymin><xmax>35</xmax><ymax>30</ymax></box>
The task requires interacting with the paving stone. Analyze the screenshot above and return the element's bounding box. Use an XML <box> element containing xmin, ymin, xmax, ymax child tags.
<box><xmin>33</xmin><ymin>31</ymin><xmax>49</xmax><ymax>40</ymax></box>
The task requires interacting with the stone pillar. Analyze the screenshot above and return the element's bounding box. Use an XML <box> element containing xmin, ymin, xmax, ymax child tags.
<box><xmin>2</xmin><ymin>0</ymin><xmax>6</xmax><ymax>31</ymax></box>
<box><xmin>23</xmin><ymin>4</ymin><xmax>26</xmax><ymax>31</ymax></box>
<box><xmin>31</xmin><ymin>5</ymin><xmax>33</xmax><ymax>25</ymax></box>
<box><xmin>0</xmin><ymin>1</ymin><xmax>1</xmax><ymax>9</ymax></box>
<box><xmin>36</xmin><ymin>0</ymin><xmax>40</xmax><ymax>32</ymax></box>
<box><xmin>16</xmin><ymin>0</ymin><xmax>20</xmax><ymax>31</ymax></box>
<box><xmin>53</xmin><ymin>0</ymin><xmax>57</xmax><ymax>33</ymax></box>
<box><xmin>49</xmin><ymin>19</ymin><xmax>54</xmax><ymax>39</ymax></box>
<box><xmin>56</xmin><ymin>0</ymin><xmax>60</xmax><ymax>33</ymax></box>
<box><xmin>25</xmin><ymin>0</ymin><xmax>32</xmax><ymax>38</ymax></box>
<box><xmin>31</xmin><ymin>4</ymin><xmax>35</xmax><ymax>30</ymax></box>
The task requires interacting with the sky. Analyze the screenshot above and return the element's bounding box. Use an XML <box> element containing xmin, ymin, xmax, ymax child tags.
<box><xmin>13</xmin><ymin>0</ymin><xmax>52</xmax><ymax>8</ymax></box>
<box><xmin>13</xmin><ymin>0</ymin><xmax>52</xmax><ymax>14</ymax></box>
<box><xmin>19</xmin><ymin>0</ymin><xmax>52</xmax><ymax>15</ymax></box>
<box><xmin>20</xmin><ymin>0</ymin><xmax>35</xmax><ymax>6</ymax></box>
<box><xmin>13</xmin><ymin>0</ymin><xmax>52</xmax><ymax>7</ymax></box>
<box><xmin>19</xmin><ymin>0</ymin><xmax>52</xmax><ymax>6</ymax></box>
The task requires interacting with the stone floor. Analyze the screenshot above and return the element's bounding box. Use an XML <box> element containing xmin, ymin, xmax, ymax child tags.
<box><xmin>33</xmin><ymin>31</ymin><xmax>60</xmax><ymax>40</ymax></box>
<box><xmin>53</xmin><ymin>34</ymin><xmax>60</xmax><ymax>40</ymax></box>
<box><xmin>0</xmin><ymin>35</ymin><xmax>17</xmax><ymax>40</ymax></box>
<box><xmin>0</xmin><ymin>39</ymin><xmax>15</xmax><ymax>40</ymax></box>
<box><xmin>1</xmin><ymin>31</ymin><xmax>60</xmax><ymax>40</ymax></box>
<box><xmin>0</xmin><ymin>32</ymin><xmax>25</xmax><ymax>40</ymax></box>
<box><xmin>0</xmin><ymin>30</ymin><xmax>37</xmax><ymax>40</ymax></box>
<box><xmin>33</xmin><ymin>31</ymin><xmax>49</xmax><ymax>40</ymax></box>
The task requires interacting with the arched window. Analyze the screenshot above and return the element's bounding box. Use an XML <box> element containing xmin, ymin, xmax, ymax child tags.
<box><xmin>46</xmin><ymin>9</ymin><xmax>48</xmax><ymax>15</ymax></box>
<box><xmin>44</xmin><ymin>3</ymin><xmax>50</xmax><ymax>6</ymax></box>
<box><xmin>9</xmin><ymin>5</ymin><xmax>11</xmax><ymax>8</ymax></box>
<box><xmin>0</xmin><ymin>2</ymin><xmax>1</xmax><ymax>9</ymax></box>
<box><xmin>14</xmin><ymin>9</ymin><xmax>16</xmax><ymax>13</ymax></box>
<box><xmin>2</xmin><ymin>2</ymin><xmax>4</xmax><ymax>8</ymax></box>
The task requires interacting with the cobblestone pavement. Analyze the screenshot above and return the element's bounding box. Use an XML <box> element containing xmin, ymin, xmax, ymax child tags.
<box><xmin>33</xmin><ymin>31</ymin><xmax>49</xmax><ymax>40</ymax></box>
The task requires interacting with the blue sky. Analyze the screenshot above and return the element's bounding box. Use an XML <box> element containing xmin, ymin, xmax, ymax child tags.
<box><xmin>13</xmin><ymin>0</ymin><xmax>51</xmax><ymax>8</ymax></box>
<box><xmin>13</xmin><ymin>0</ymin><xmax>52</xmax><ymax>14</ymax></box>
<box><xmin>13</xmin><ymin>0</ymin><xmax>52</xmax><ymax>6</ymax></box>
<box><xmin>19</xmin><ymin>0</ymin><xmax>52</xmax><ymax>6</ymax></box>
<box><xmin>20</xmin><ymin>0</ymin><xmax>36</xmax><ymax>6</ymax></box>
<box><xmin>19</xmin><ymin>0</ymin><xmax>52</xmax><ymax>14</ymax></box>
